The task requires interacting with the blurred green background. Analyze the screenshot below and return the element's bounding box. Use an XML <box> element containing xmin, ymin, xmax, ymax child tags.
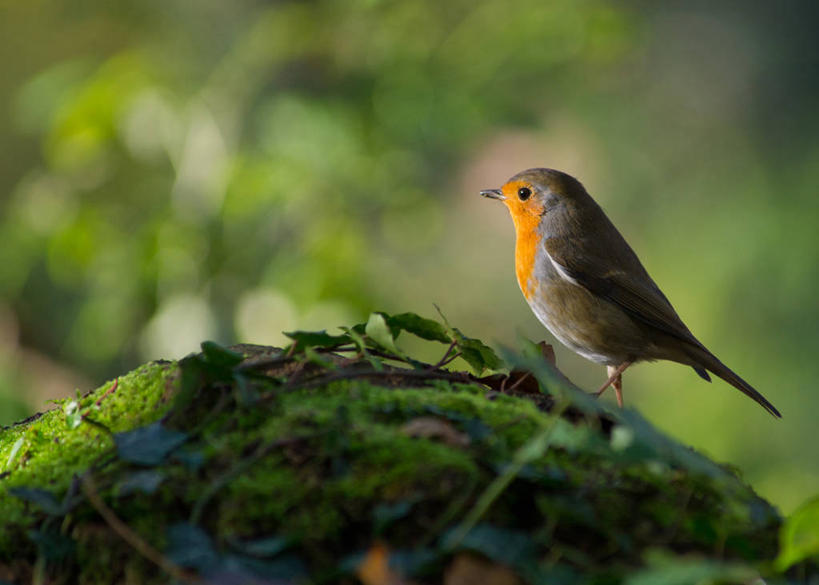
<box><xmin>1</xmin><ymin>1</ymin><xmax>817</xmax><ymax>513</ymax></box>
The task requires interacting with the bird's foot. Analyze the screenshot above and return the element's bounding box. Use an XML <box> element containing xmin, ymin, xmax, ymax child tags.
<box><xmin>594</xmin><ymin>361</ymin><xmax>633</xmax><ymax>407</ymax></box>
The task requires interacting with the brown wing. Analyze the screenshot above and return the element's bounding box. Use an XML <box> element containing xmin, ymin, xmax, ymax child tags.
<box><xmin>543</xmin><ymin>236</ymin><xmax>705</xmax><ymax>350</ymax></box>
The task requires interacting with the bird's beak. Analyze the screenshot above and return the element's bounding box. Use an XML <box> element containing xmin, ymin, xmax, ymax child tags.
<box><xmin>480</xmin><ymin>188</ymin><xmax>505</xmax><ymax>200</ymax></box>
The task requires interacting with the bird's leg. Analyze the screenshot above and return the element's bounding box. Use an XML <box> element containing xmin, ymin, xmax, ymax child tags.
<box><xmin>610</xmin><ymin>366</ymin><xmax>624</xmax><ymax>407</ymax></box>
<box><xmin>595</xmin><ymin>361</ymin><xmax>633</xmax><ymax>406</ymax></box>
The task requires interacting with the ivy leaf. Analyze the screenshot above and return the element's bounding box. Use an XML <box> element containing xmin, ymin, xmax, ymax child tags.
<box><xmin>452</xmin><ymin>328</ymin><xmax>502</xmax><ymax>373</ymax></box>
<box><xmin>228</xmin><ymin>535</ymin><xmax>293</xmax><ymax>558</ymax></box>
<box><xmin>114</xmin><ymin>422</ymin><xmax>188</xmax><ymax>466</ymax></box>
<box><xmin>442</xmin><ymin>523</ymin><xmax>536</xmax><ymax>569</ymax></box>
<box><xmin>387</xmin><ymin>312</ymin><xmax>451</xmax><ymax>343</ymax></box>
<box><xmin>176</xmin><ymin>342</ymin><xmax>246</xmax><ymax>409</ymax></box>
<box><xmin>28</xmin><ymin>528</ymin><xmax>75</xmax><ymax>562</ymax></box>
<box><xmin>373</xmin><ymin>500</ymin><xmax>414</xmax><ymax>535</ymax></box>
<box><xmin>117</xmin><ymin>470</ymin><xmax>166</xmax><ymax>495</ymax></box>
<box><xmin>234</xmin><ymin>371</ymin><xmax>260</xmax><ymax>406</ymax></box>
<box><xmin>165</xmin><ymin>523</ymin><xmax>219</xmax><ymax>572</ymax></box>
<box><xmin>200</xmin><ymin>341</ymin><xmax>245</xmax><ymax>368</ymax></box>
<box><xmin>364</xmin><ymin>312</ymin><xmax>400</xmax><ymax>353</ymax></box>
<box><xmin>776</xmin><ymin>495</ymin><xmax>819</xmax><ymax>570</ymax></box>
<box><xmin>284</xmin><ymin>330</ymin><xmax>351</xmax><ymax>352</ymax></box>
<box><xmin>9</xmin><ymin>487</ymin><xmax>66</xmax><ymax>515</ymax></box>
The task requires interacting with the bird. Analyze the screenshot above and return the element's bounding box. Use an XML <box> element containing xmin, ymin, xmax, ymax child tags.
<box><xmin>481</xmin><ymin>167</ymin><xmax>780</xmax><ymax>417</ymax></box>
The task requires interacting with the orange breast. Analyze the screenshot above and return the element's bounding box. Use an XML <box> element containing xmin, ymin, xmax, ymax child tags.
<box><xmin>511</xmin><ymin>212</ymin><xmax>542</xmax><ymax>300</ymax></box>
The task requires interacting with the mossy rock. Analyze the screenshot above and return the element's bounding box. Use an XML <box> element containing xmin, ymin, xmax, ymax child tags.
<box><xmin>0</xmin><ymin>331</ymin><xmax>786</xmax><ymax>584</ymax></box>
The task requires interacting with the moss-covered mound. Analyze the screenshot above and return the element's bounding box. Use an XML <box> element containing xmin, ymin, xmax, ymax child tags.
<box><xmin>0</xmin><ymin>313</ymin><xmax>788</xmax><ymax>584</ymax></box>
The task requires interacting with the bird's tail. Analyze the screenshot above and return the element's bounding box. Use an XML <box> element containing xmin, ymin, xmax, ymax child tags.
<box><xmin>685</xmin><ymin>345</ymin><xmax>781</xmax><ymax>418</ymax></box>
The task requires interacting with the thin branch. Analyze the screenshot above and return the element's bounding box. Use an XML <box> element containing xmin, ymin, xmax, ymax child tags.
<box><xmin>94</xmin><ymin>378</ymin><xmax>119</xmax><ymax>407</ymax></box>
<box><xmin>438</xmin><ymin>351</ymin><xmax>462</xmax><ymax>368</ymax></box>
<box><xmin>444</xmin><ymin>400</ymin><xmax>570</xmax><ymax>549</ymax></box>
<box><xmin>298</xmin><ymin>366</ymin><xmax>475</xmax><ymax>390</ymax></box>
<box><xmin>81</xmin><ymin>475</ymin><xmax>200</xmax><ymax>584</ymax></box>
<box><xmin>505</xmin><ymin>372</ymin><xmax>532</xmax><ymax>393</ymax></box>
<box><xmin>427</xmin><ymin>340</ymin><xmax>458</xmax><ymax>370</ymax></box>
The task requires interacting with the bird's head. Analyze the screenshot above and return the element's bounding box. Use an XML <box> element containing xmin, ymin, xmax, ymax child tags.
<box><xmin>480</xmin><ymin>168</ymin><xmax>588</xmax><ymax>226</ymax></box>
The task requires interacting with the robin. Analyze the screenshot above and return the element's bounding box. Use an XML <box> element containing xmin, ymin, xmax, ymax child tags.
<box><xmin>481</xmin><ymin>168</ymin><xmax>780</xmax><ymax>417</ymax></box>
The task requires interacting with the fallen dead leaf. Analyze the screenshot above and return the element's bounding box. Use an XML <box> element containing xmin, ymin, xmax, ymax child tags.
<box><xmin>356</xmin><ymin>542</ymin><xmax>414</xmax><ymax>585</ymax></box>
<box><xmin>400</xmin><ymin>417</ymin><xmax>470</xmax><ymax>447</ymax></box>
<box><xmin>537</xmin><ymin>342</ymin><xmax>556</xmax><ymax>366</ymax></box>
<box><xmin>444</xmin><ymin>553</ymin><xmax>521</xmax><ymax>585</ymax></box>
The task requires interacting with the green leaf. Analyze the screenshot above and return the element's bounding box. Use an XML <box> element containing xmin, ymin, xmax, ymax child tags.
<box><xmin>9</xmin><ymin>487</ymin><xmax>65</xmax><ymax>515</ymax></box>
<box><xmin>514</xmin><ymin>426</ymin><xmax>555</xmax><ymax>463</ymax></box>
<box><xmin>364</xmin><ymin>312</ymin><xmax>399</xmax><ymax>353</ymax></box>
<box><xmin>452</xmin><ymin>328</ymin><xmax>502</xmax><ymax>373</ymax></box>
<box><xmin>233</xmin><ymin>371</ymin><xmax>259</xmax><ymax>406</ymax></box>
<box><xmin>776</xmin><ymin>494</ymin><xmax>819</xmax><ymax>570</ymax></box>
<box><xmin>342</xmin><ymin>326</ymin><xmax>384</xmax><ymax>371</ymax></box>
<box><xmin>166</xmin><ymin>523</ymin><xmax>219</xmax><ymax>572</ymax></box>
<box><xmin>304</xmin><ymin>346</ymin><xmax>338</xmax><ymax>369</ymax></box>
<box><xmin>114</xmin><ymin>422</ymin><xmax>188</xmax><ymax>466</ymax></box>
<box><xmin>627</xmin><ymin>551</ymin><xmax>757</xmax><ymax>585</ymax></box>
<box><xmin>549</xmin><ymin>418</ymin><xmax>606</xmax><ymax>454</ymax></box>
<box><xmin>117</xmin><ymin>470</ymin><xmax>166</xmax><ymax>495</ymax></box>
<box><xmin>200</xmin><ymin>341</ymin><xmax>245</xmax><ymax>368</ymax></box>
<box><xmin>387</xmin><ymin>312</ymin><xmax>451</xmax><ymax>343</ymax></box>
<box><xmin>229</xmin><ymin>535</ymin><xmax>293</xmax><ymax>558</ymax></box>
<box><xmin>28</xmin><ymin>528</ymin><xmax>75</xmax><ymax>562</ymax></box>
<box><xmin>63</xmin><ymin>399</ymin><xmax>83</xmax><ymax>430</ymax></box>
<box><xmin>442</xmin><ymin>523</ymin><xmax>536</xmax><ymax>569</ymax></box>
<box><xmin>373</xmin><ymin>500</ymin><xmax>414</xmax><ymax>534</ymax></box>
<box><xmin>283</xmin><ymin>330</ymin><xmax>351</xmax><ymax>351</ymax></box>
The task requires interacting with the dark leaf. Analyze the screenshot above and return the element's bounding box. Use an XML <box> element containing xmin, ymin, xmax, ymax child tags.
<box><xmin>387</xmin><ymin>312</ymin><xmax>451</xmax><ymax>343</ymax></box>
<box><xmin>173</xmin><ymin>448</ymin><xmax>206</xmax><ymax>470</ymax></box>
<box><xmin>117</xmin><ymin>470</ymin><xmax>166</xmax><ymax>495</ymax></box>
<box><xmin>175</xmin><ymin>354</ymin><xmax>208</xmax><ymax>409</ymax></box>
<box><xmin>228</xmin><ymin>535</ymin><xmax>292</xmax><ymax>558</ymax></box>
<box><xmin>284</xmin><ymin>330</ymin><xmax>351</xmax><ymax>351</ymax></box>
<box><xmin>198</xmin><ymin>569</ymin><xmax>289</xmax><ymax>585</ymax></box>
<box><xmin>222</xmin><ymin>553</ymin><xmax>307</xmax><ymax>582</ymax></box>
<box><xmin>387</xmin><ymin>547</ymin><xmax>439</xmax><ymax>577</ymax></box>
<box><xmin>114</xmin><ymin>422</ymin><xmax>188</xmax><ymax>466</ymax></box>
<box><xmin>461</xmin><ymin>419</ymin><xmax>492</xmax><ymax>442</ymax></box>
<box><xmin>9</xmin><ymin>487</ymin><xmax>65</xmax><ymax>515</ymax></box>
<box><xmin>373</xmin><ymin>500</ymin><xmax>414</xmax><ymax>534</ymax></box>
<box><xmin>422</xmin><ymin>406</ymin><xmax>489</xmax><ymax>442</ymax></box>
<box><xmin>165</xmin><ymin>523</ymin><xmax>219</xmax><ymax>572</ymax></box>
<box><xmin>201</xmin><ymin>341</ymin><xmax>245</xmax><ymax>368</ymax></box>
<box><xmin>442</xmin><ymin>523</ymin><xmax>536</xmax><ymax>569</ymax></box>
<box><xmin>453</xmin><ymin>328</ymin><xmax>502</xmax><ymax>373</ymax></box>
<box><xmin>495</xmin><ymin>463</ymin><xmax>567</xmax><ymax>486</ymax></box>
<box><xmin>28</xmin><ymin>528</ymin><xmax>75</xmax><ymax>561</ymax></box>
<box><xmin>234</xmin><ymin>371</ymin><xmax>260</xmax><ymax>405</ymax></box>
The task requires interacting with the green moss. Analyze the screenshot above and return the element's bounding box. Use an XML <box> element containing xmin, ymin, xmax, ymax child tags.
<box><xmin>0</xmin><ymin>345</ymin><xmax>787</xmax><ymax>584</ymax></box>
<box><xmin>0</xmin><ymin>361</ymin><xmax>177</xmax><ymax>550</ymax></box>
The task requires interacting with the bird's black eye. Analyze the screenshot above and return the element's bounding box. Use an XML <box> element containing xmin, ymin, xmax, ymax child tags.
<box><xmin>517</xmin><ymin>187</ymin><xmax>532</xmax><ymax>201</ymax></box>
